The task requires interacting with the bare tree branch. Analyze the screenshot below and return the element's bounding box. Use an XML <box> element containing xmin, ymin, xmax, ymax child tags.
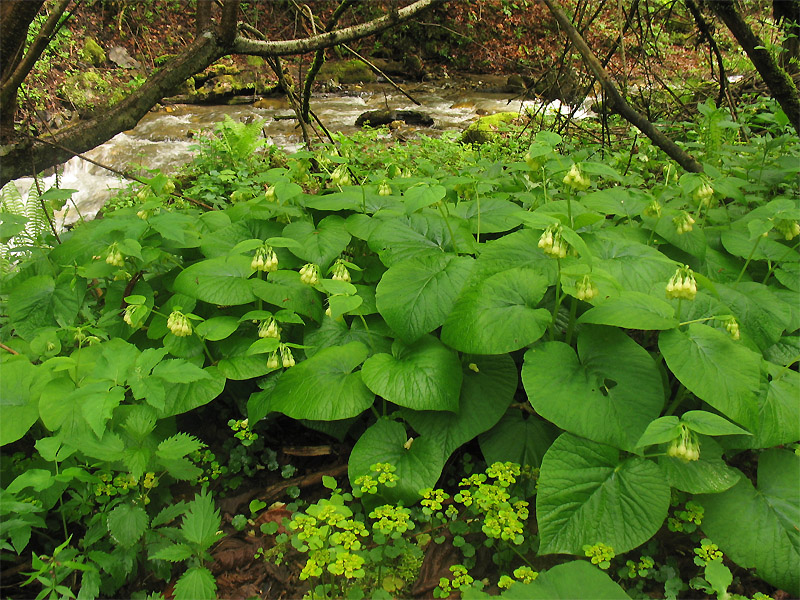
<box><xmin>542</xmin><ymin>0</ymin><xmax>704</xmax><ymax>173</ymax></box>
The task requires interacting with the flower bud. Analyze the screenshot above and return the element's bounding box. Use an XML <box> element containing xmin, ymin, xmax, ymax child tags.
<box><xmin>563</xmin><ymin>163</ymin><xmax>590</xmax><ymax>190</ymax></box>
<box><xmin>331</xmin><ymin>260</ymin><xmax>351</xmax><ymax>282</ymax></box>
<box><xmin>299</xmin><ymin>263</ymin><xmax>320</xmax><ymax>285</ymax></box>
<box><xmin>265</xmin><ymin>185</ymin><xmax>276</xmax><ymax>202</ymax></box>
<box><xmin>252</xmin><ymin>245</ymin><xmax>278</xmax><ymax>272</ymax></box>
<box><xmin>105</xmin><ymin>243</ymin><xmax>125</xmax><ymax>267</ymax></box>
<box><xmin>167</xmin><ymin>310</ymin><xmax>192</xmax><ymax>337</ymax></box>
<box><xmin>666</xmin><ymin>266</ymin><xmax>697</xmax><ymax>301</ymax></box>
<box><xmin>724</xmin><ymin>317</ymin><xmax>740</xmax><ymax>340</ymax></box>
<box><xmin>673</xmin><ymin>212</ymin><xmax>696</xmax><ymax>235</ymax></box>
<box><xmin>525</xmin><ymin>151</ymin><xmax>542</xmax><ymax>171</ymax></box>
<box><xmin>775</xmin><ymin>219</ymin><xmax>800</xmax><ymax>241</ymax></box>
<box><xmin>331</xmin><ymin>165</ymin><xmax>351</xmax><ymax>187</ymax></box>
<box><xmin>280</xmin><ymin>344</ymin><xmax>295</xmax><ymax>368</ymax></box>
<box><xmin>693</xmin><ymin>182</ymin><xmax>714</xmax><ymax>207</ymax></box>
<box><xmin>667</xmin><ymin>425</ymin><xmax>700</xmax><ymax>462</ymax></box>
<box><xmin>267</xmin><ymin>351</ymin><xmax>280</xmax><ymax>370</ymax></box>
<box><xmin>378</xmin><ymin>180</ymin><xmax>392</xmax><ymax>196</ymax></box>
<box><xmin>538</xmin><ymin>224</ymin><xmax>568</xmax><ymax>259</ymax></box>
<box><xmin>643</xmin><ymin>200</ymin><xmax>662</xmax><ymax>218</ymax></box>
<box><xmin>258</xmin><ymin>317</ymin><xmax>281</xmax><ymax>339</ymax></box>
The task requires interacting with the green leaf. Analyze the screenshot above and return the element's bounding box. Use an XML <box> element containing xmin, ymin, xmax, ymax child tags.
<box><xmin>376</xmin><ymin>253</ymin><xmax>474</xmax><ymax>342</ymax></box>
<box><xmin>0</xmin><ymin>356</ymin><xmax>44</xmax><ymax>445</ymax></box>
<box><xmin>172</xmin><ymin>566</ymin><xmax>217</xmax><ymax>600</ymax></box>
<box><xmin>584</xmin><ymin>230</ymin><xmax>676</xmax><ymax>293</ymax></box>
<box><xmin>659</xmin><ymin>324</ymin><xmax>761</xmax><ymax>428</ymax></box>
<box><xmin>7</xmin><ymin>275</ymin><xmax>56</xmax><ymax>340</ymax></box>
<box><xmin>182</xmin><ymin>490</ymin><xmax>221</xmax><ymax>549</ymax></box>
<box><xmin>401</xmin><ymin>354</ymin><xmax>517</xmax><ymax>461</ymax></box>
<box><xmin>441</xmin><ymin>267</ymin><xmax>551</xmax><ymax>354</ymax></box>
<box><xmin>658</xmin><ymin>436</ymin><xmax>741</xmax><ymax>494</ymax></box>
<box><xmin>348</xmin><ymin>419</ymin><xmax>446</xmax><ymax>508</ymax></box>
<box><xmin>501</xmin><ymin>561</ymin><xmax>629</xmax><ymax>599</ymax></box>
<box><xmin>327</xmin><ymin>294</ymin><xmax>362</xmax><ymax>319</ymax></box>
<box><xmin>173</xmin><ymin>255</ymin><xmax>256</xmax><ymax>305</ymax></box>
<box><xmin>158</xmin><ymin>367</ymin><xmax>226</xmax><ymax>418</ymax></box>
<box><xmin>635</xmin><ymin>416</ymin><xmax>681</xmax><ymax>447</ymax></box>
<box><xmin>107</xmin><ymin>503</ymin><xmax>149</xmax><ymax>547</ymax></box>
<box><xmin>361</xmin><ymin>335</ymin><xmax>462</xmax><ymax>412</ymax></box>
<box><xmin>157</xmin><ymin>433</ymin><xmax>204</xmax><ymax>461</ymax></box>
<box><xmin>537</xmin><ymin>433</ymin><xmax>670</xmax><ymax>556</ymax></box>
<box><xmin>195</xmin><ymin>316</ymin><xmax>239</xmax><ymax>341</ymax></box>
<box><xmin>450</xmin><ymin>197</ymin><xmax>525</xmax><ymax>234</ymax></box>
<box><xmin>737</xmin><ymin>364</ymin><xmax>800</xmax><ymax>449</ymax></box>
<box><xmin>152</xmin><ymin>359</ymin><xmax>212</xmax><ymax>384</ymax></box>
<box><xmin>251</xmin><ymin>270</ymin><xmax>324</xmax><ymax>322</ymax></box>
<box><xmin>578</xmin><ymin>291</ymin><xmax>678</xmax><ymax>330</ymax></box>
<box><xmin>6</xmin><ymin>469</ymin><xmax>55</xmax><ymax>494</ymax></box>
<box><xmin>524</xmin><ymin>326</ymin><xmax>664</xmax><ymax>451</ymax></box>
<box><xmin>680</xmin><ymin>410</ymin><xmax>751</xmax><ymax>436</ymax></box>
<box><xmin>151</xmin><ymin>500</ymin><xmax>187</xmax><ymax>527</ymax></box>
<box><xmin>699</xmin><ymin>449</ymin><xmax>799</xmax><ymax>596</ymax></box>
<box><xmin>150</xmin><ymin>543</ymin><xmax>194</xmax><ymax>562</ymax></box>
<box><xmin>282</xmin><ymin>215</ymin><xmax>351</xmax><ymax>267</ymax></box>
<box><xmin>721</xmin><ymin>226</ymin><xmax>800</xmax><ymax>263</ymax></box>
<box><xmin>265</xmin><ymin>342</ymin><xmax>374</xmax><ymax>421</ymax></box>
<box><xmin>716</xmin><ymin>282</ymin><xmax>792</xmax><ymax>351</ymax></box>
<box><xmin>81</xmin><ymin>385</ymin><xmax>124</xmax><ymax>439</ymax></box>
<box><xmin>403</xmin><ymin>183</ymin><xmax>446</xmax><ymax>214</ymax></box>
<box><xmin>479</xmin><ymin>411</ymin><xmax>559</xmax><ymax>470</ymax></box>
<box><xmin>368</xmin><ymin>213</ymin><xmax>474</xmax><ymax>267</ymax></box>
<box><xmin>303</xmin><ymin>315</ymin><xmax>392</xmax><ymax>359</ymax></box>
<box><xmin>704</xmin><ymin>560</ymin><xmax>733</xmax><ymax>598</ymax></box>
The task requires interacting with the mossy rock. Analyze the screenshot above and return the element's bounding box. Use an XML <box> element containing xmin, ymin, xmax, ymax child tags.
<box><xmin>81</xmin><ymin>37</ymin><xmax>106</xmax><ymax>66</ymax></box>
<box><xmin>461</xmin><ymin>112</ymin><xmax>520</xmax><ymax>144</ymax></box>
<box><xmin>318</xmin><ymin>59</ymin><xmax>377</xmax><ymax>84</ymax></box>
<box><xmin>60</xmin><ymin>70</ymin><xmax>124</xmax><ymax>118</ymax></box>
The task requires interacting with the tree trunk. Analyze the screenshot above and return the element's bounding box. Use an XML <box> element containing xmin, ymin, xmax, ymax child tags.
<box><xmin>706</xmin><ymin>0</ymin><xmax>800</xmax><ymax>133</ymax></box>
<box><xmin>542</xmin><ymin>0</ymin><xmax>704</xmax><ymax>173</ymax></box>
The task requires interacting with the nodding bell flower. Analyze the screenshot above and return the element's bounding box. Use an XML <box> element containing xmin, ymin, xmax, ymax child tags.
<box><xmin>251</xmin><ymin>245</ymin><xmax>278</xmax><ymax>272</ymax></box>
<box><xmin>264</xmin><ymin>185</ymin><xmax>276</xmax><ymax>202</ymax></box>
<box><xmin>123</xmin><ymin>304</ymin><xmax>142</xmax><ymax>328</ymax></box>
<box><xmin>724</xmin><ymin>317</ymin><xmax>740</xmax><ymax>340</ymax></box>
<box><xmin>137</xmin><ymin>208</ymin><xmax>152</xmax><ymax>220</ymax></box>
<box><xmin>673</xmin><ymin>212</ymin><xmax>696</xmax><ymax>235</ymax></box>
<box><xmin>667</xmin><ymin>424</ymin><xmax>700</xmax><ymax>462</ymax></box>
<box><xmin>538</xmin><ymin>224</ymin><xmax>568</xmax><ymax>259</ymax></box>
<box><xmin>576</xmin><ymin>275</ymin><xmax>599</xmax><ymax>302</ymax></box>
<box><xmin>666</xmin><ymin>266</ymin><xmax>697</xmax><ymax>301</ymax></box>
<box><xmin>280</xmin><ymin>344</ymin><xmax>296</xmax><ymax>368</ymax></box>
<box><xmin>563</xmin><ymin>163</ymin><xmax>590</xmax><ymax>190</ymax></box>
<box><xmin>299</xmin><ymin>263</ymin><xmax>320</xmax><ymax>286</ymax></box>
<box><xmin>643</xmin><ymin>199</ymin><xmax>662</xmax><ymax>218</ymax></box>
<box><xmin>258</xmin><ymin>317</ymin><xmax>281</xmax><ymax>339</ymax></box>
<box><xmin>167</xmin><ymin>310</ymin><xmax>192</xmax><ymax>337</ymax></box>
<box><xmin>267</xmin><ymin>350</ymin><xmax>280</xmax><ymax>370</ymax></box>
<box><xmin>693</xmin><ymin>182</ymin><xmax>715</xmax><ymax>207</ymax></box>
<box><xmin>524</xmin><ymin>151</ymin><xmax>543</xmax><ymax>171</ymax></box>
<box><xmin>331</xmin><ymin>260</ymin><xmax>351</xmax><ymax>282</ymax></box>
<box><xmin>775</xmin><ymin>219</ymin><xmax>800</xmax><ymax>241</ymax></box>
<box><xmin>331</xmin><ymin>165</ymin><xmax>352</xmax><ymax>187</ymax></box>
<box><xmin>105</xmin><ymin>243</ymin><xmax>125</xmax><ymax>267</ymax></box>
<box><xmin>378</xmin><ymin>180</ymin><xmax>392</xmax><ymax>196</ymax></box>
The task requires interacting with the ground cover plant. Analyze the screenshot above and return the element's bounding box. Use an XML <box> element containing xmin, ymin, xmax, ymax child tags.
<box><xmin>1</xmin><ymin>97</ymin><xmax>798</xmax><ymax>599</ymax></box>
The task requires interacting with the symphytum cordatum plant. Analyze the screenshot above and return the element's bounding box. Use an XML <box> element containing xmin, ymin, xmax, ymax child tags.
<box><xmin>1</xmin><ymin>97</ymin><xmax>798</xmax><ymax>598</ymax></box>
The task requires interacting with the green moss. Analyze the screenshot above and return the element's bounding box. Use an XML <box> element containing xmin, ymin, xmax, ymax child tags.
<box><xmin>318</xmin><ymin>59</ymin><xmax>377</xmax><ymax>84</ymax></box>
<box><xmin>461</xmin><ymin>112</ymin><xmax>520</xmax><ymax>144</ymax></box>
<box><xmin>81</xmin><ymin>37</ymin><xmax>106</xmax><ymax>66</ymax></box>
<box><xmin>60</xmin><ymin>70</ymin><xmax>123</xmax><ymax>117</ymax></box>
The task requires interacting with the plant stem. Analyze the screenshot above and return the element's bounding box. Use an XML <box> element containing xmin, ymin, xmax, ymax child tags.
<box><xmin>665</xmin><ymin>385</ymin><xmax>688</xmax><ymax>416</ymax></box>
<box><xmin>565</xmin><ymin>296</ymin><xmax>578</xmax><ymax>346</ymax></box>
<box><xmin>734</xmin><ymin>235</ymin><xmax>762</xmax><ymax>283</ymax></box>
<box><xmin>437</xmin><ymin>202</ymin><xmax>458</xmax><ymax>251</ymax></box>
<box><xmin>550</xmin><ymin>259</ymin><xmax>563</xmax><ymax>341</ymax></box>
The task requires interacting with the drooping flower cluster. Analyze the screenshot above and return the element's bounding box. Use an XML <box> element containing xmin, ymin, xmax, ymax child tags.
<box><xmin>105</xmin><ymin>243</ymin><xmax>125</xmax><ymax>267</ymax></box>
<box><xmin>563</xmin><ymin>163</ymin><xmax>590</xmax><ymax>190</ymax></box>
<box><xmin>667</xmin><ymin>424</ymin><xmax>700</xmax><ymax>462</ymax></box>
<box><xmin>576</xmin><ymin>274</ymin><xmax>599</xmax><ymax>301</ymax></box>
<box><xmin>538</xmin><ymin>224</ymin><xmax>568</xmax><ymax>259</ymax></box>
<box><xmin>264</xmin><ymin>185</ymin><xmax>276</xmax><ymax>202</ymax></box>
<box><xmin>693</xmin><ymin>182</ymin><xmax>714</xmax><ymax>207</ymax></box>
<box><xmin>267</xmin><ymin>343</ymin><xmax>295</xmax><ymax>369</ymax></box>
<box><xmin>331</xmin><ymin>165</ymin><xmax>352</xmax><ymax>187</ymax></box>
<box><xmin>251</xmin><ymin>245</ymin><xmax>278</xmax><ymax>272</ymax></box>
<box><xmin>666</xmin><ymin>265</ymin><xmax>697</xmax><ymax>300</ymax></box>
<box><xmin>378</xmin><ymin>180</ymin><xmax>392</xmax><ymax>196</ymax></box>
<box><xmin>299</xmin><ymin>263</ymin><xmax>320</xmax><ymax>285</ymax></box>
<box><xmin>673</xmin><ymin>211</ymin><xmax>696</xmax><ymax>234</ymax></box>
<box><xmin>257</xmin><ymin>317</ymin><xmax>280</xmax><ymax>339</ymax></box>
<box><xmin>775</xmin><ymin>218</ymin><xmax>800</xmax><ymax>241</ymax></box>
<box><xmin>723</xmin><ymin>316</ymin><xmax>740</xmax><ymax>340</ymax></box>
<box><xmin>167</xmin><ymin>310</ymin><xmax>192</xmax><ymax>337</ymax></box>
<box><xmin>643</xmin><ymin>199</ymin><xmax>662</xmax><ymax>218</ymax></box>
<box><xmin>331</xmin><ymin>259</ymin><xmax>351</xmax><ymax>282</ymax></box>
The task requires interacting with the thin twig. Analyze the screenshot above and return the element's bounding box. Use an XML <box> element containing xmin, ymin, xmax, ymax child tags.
<box><xmin>0</xmin><ymin>342</ymin><xmax>20</xmax><ymax>355</ymax></box>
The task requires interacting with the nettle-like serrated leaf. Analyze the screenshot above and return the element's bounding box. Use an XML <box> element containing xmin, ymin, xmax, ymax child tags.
<box><xmin>658</xmin><ymin>436</ymin><xmax>740</xmax><ymax>494</ymax></box>
<box><xmin>282</xmin><ymin>215</ymin><xmax>351</xmax><ymax>267</ymax></box>
<box><xmin>524</xmin><ymin>325</ymin><xmax>664</xmax><ymax>452</ymax></box>
<box><xmin>361</xmin><ymin>335</ymin><xmax>462</xmax><ymax>412</ymax></box>
<box><xmin>537</xmin><ymin>433</ymin><xmax>670</xmax><ymax>556</ymax></box>
<box><xmin>172</xmin><ymin>566</ymin><xmax>217</xmax><ymax>600</ymax></box>
<box><xmin>152</xmin><ymin>500</ymin><xmax>187</xmax><ymax>528</ymax></box>
<box><xmin>375</xmin><ymin>253</ymin><xmax>474</xmax><ymax>343</ymax></box>
<box><xmin>401</xmin><ymin>354</ymin><xmax>517</xmax><ymax>462</ymax></box>
<box><xmin>699</xmin><ymin>449</ymin><xmax>800</xmax><ymax>596</ymax></box>
<box><xmin>266</xmin><ymin>342</ymin><xmax>374</xmax><ymax>421</ymax></box>
<box><xmin>107</xmin><ymin>503</ymin><xmax>149</xmax><ymax>547</ymax></box>
<box><xmin>158</xmin><ymin>458</ymin><xmax>203</xmax><ymax>481</ymax></box>
<box><xmin>173</xmin><ymin>255</ymin><xmax>256</xmax><ymax>305</ymax></box>
<box><xmin>502</xmin><ymin>560</ymin><xmax>629</xmax><ymax>599</ymax></box>
<box><xmin>156</xmin><ymin>433</ymin><xmax>204</xmax><ymax>461</ymax></box>
<box><xmin>348</xmin><ymin>418</ymin><xmax>446</xmax><ymax>508</ymax></box>
<box><xmin>441</xmin><ymin>267</ymin><xmax>551</xmax><ymax>354</ymax></box>
<box><xmin>578</xmin><ymin>291</ymin><xmax>678</xmax><ymax>330</ymax></box>
<box><xmin>150</xmin><ymin>542</ymin><xmax>194</xmax><ymax>562</ymax></box>
<box><xmin>182</xmin><ymin>490</ymin><xmax>221</xmax><ymax>549</ymax></box>
<box><xmin>659</xmin><ymin>323</ymin><xmax>761</xmax><ymax>428</ymax></box>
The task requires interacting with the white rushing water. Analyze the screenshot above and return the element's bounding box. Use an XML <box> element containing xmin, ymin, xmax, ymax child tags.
<box><xmin>8</xmin><ymin>88</ymin><xmax>595</xmax><ymax>228</ymax></box>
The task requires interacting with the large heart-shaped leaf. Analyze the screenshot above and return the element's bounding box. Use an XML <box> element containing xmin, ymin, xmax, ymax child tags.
<box><xmin>658</xmin><ymin>436</ymin><xmax>741</xmax><ymax>494</ymax></box>
<box><xmin>265</xmin><ymin>342</ymin><xmax>374</xmax><ymax>421</ymax></box>
<box><xmin>282</xmin><ymin>215</ymin><xmax>351</xmax><ymax>268</ymax></box>
<box><xmin>368</xmin><ymin>213</ymin><xmax>474</xmax><ymax>267</ymax></box>
<box><xmin>578</xmin><ymin>291</ymin><xmax>678</xmax><ymax>330</ymax></box>
<box><xmin>251</xmin><ymin>271</ymin><xmax>323</xmax><ymax>322</ymax></box>
<box><xmin>450</xmin><ymin>197</ymin><xmax>525</xmax><ymax>235</ymax></box>
<box><xmin>361</xmin><ymin>336</ymin><xmax>462</xmax><ymax>412</ymax></box>
<box><xmin>537</xmin><ymin>433</ymin><xmax>670</xmax><ymax>556</ymax></box>
<box><xmin>376</xmin><ymin>253</ymin><xmax>474</xmax><ymax>342</ymax></box>
<box><xmin>734</xmin><ymin>364</ymin><xmax>800</xmax><ymax>449</ymax></box>
<box><xmin>523</xmin><ymin>325</ymin><xmax>664</xmax><ymax>451</ymax></box>
<box><xmin>441</xmin><ymin>267</ymin><xmax>551</xmax><ymax>355</ymax></box>
<box><xmin>303</xmin><ymin>315</ymin><xmax>392</xmax><ymax>359</ymax></box>
<box><xmin>716</xmin><ymin>282</ymin><xmax>792</xmax><ymax>351</ymax></box>
<box><xmin>0</xmin><ymin>356</ymin><xmax>47</xmax><ymax>445</ymax></box>
<box><xmin>173</xmin><ymin>255</ymin><xmax>256</xmax><ymax>305</ymax></box>
<box><xmin>348</xmin><ymin>418</ymin><xmax>446</xmax><ymax>508</ymax></box>
<box><xmin>401</xmin><ymin>354</ymin><xmax>517</xmax><ymax>462</ymax></box>
<box><xmin>699</xmin><ymin>449</ymin><xmax>799</xmax><ymax>596</ymax></box>
<box><xmin>583</xmin><ymin>230</ymin><xmax>676</xmax><ymax>293</ymax></box>
<box><xmin>503</xmin><ymin>561</ymin><xmax>629</xmax><ymax>599</ymax></box>
<box><xmin>659</xmin><ymin>324</ymin><xmax>761</xmax><ymax>428</ymax></box>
